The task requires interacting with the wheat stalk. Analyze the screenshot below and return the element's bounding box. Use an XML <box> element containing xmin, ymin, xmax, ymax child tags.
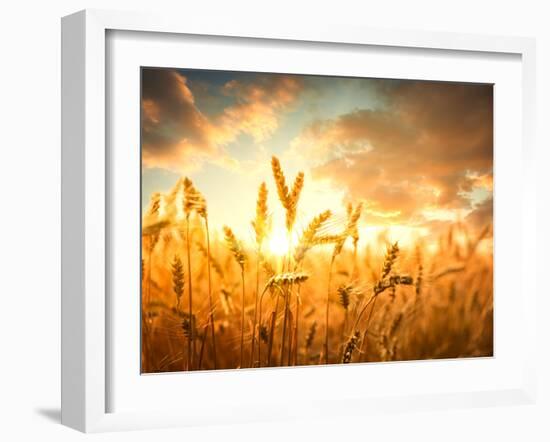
<box><xmin>381</xmin><ymin>242</ymin><xmax>399</xmax><ymax>279</ymax></box>
<box><xmin>337</xmin><ymin>283</ymin><xmax>353</xmax><ymax>349</ymax></box>
<box><xmin>183</xmin><ymin>177</ymin><xmax>214</xmax><ymax>368</ymax></box>
<box><xmin>341</xmin><ymin>331</ymin><xmax>361</xmax><ymax>363</ymax></box>
<box><xmin>415</xmin><ymin>245</ymin><xmax>423</xmax><ymax>303</ymax></box>
<box><xmin>267</xmin><ymin>272</ymin><xmax>308</xmax><ymax>366</ymax></box>
<box><xmin>183</xmin><ymin>177</ymin><xmax>207</xmax><ymax>217</ymax></box>
<box><xmin>286</xmin><ymin>171</ymin><xmax>304</xmax><ymax>232</ymax></box>
<box><xmin>252</xmin><ymin>182</ymin><xmax>270</xmax><ymax>247</ymax></box>
<box><xmin>195</xmin><ymin>236</ymin><xmax>223</xmax><ymax>369</ymax></box>
<box><xmin>304</xmin><ymin>320</ymin><xmax>317</xmax><ymax>363</ymax></box>
<box><xmin>142</xmin><ymin>192</ymin><xmax>166</xmax><ymax>315</ymax></box>
<box><xmin>223</xmin><ymin>225</ymin><xmax>247</xmax><ymax>367</ymax></box>
<box><xmin>147</xmin><ymin>192</ymin><xmax>161</xmax><ymax>216</ymax></box>
<box><xmin>271</xmin><ymin>156</ymin><xmax>304</xmax><ymax>234</ymax></box>
<box><xmin>171</xmin><ymin>255</ymin><xmax>184</xmax><ymax>313</ymax></box>
<box><xmin>271</xmin><ymin>156</ymin><xmax>305</xmax><ymax>365</ymax></box>
<box><xmin>324</xmin><ymin>203</ymin><xmax>363</xmax><ymax>363</ymax></box>
<box><xmin>271</xmin><ymin>156</ymin><xmax>291</xmax><ymax>211</ymax></box>
<box><xmin>280</xmin><ymin>289</ymin><xmax>291</xmax><ymax>366</ymax></box>
<box><xmin>270</xmin><ymin>158</ymin><xmax>303</xmax><ymax>365</ymax></box>
<box><xmin>251</xmin><ymin>182</ymin><xmax>269</xmax><ymax>367</ymax></box>
<box><xmin>223</xmin><ymin>226</ymin><xmax>246</xmax><ymax>271</ymax></box>
<box><xmin>204</xmin><ymin>216</ymin><xmax>218</xmax><ymax>369</ymax></box>
<box><xmin>267</xmin><ymin>291</ymin><xmax>280</xmax><ymax>367</ymax></box>
<box><xmin>347</xmin><ymin>202</ymin><xmax>363</xmax><ymax>277</ymax></box>
<box><xmin>265</xmin><ymin>272</ymin><xmax>309</xmax><ymax>288</ymax></box>
<box><xmin>257</xmin><ymin>272</ymin><xmax>309</xmax><ymax>367</ymax></box>
<box><xmin>292</xmin><ymin>210</ymin><xmax>332</xmax><ymax>362</ymax></box>
<box><xmin>324</xmin><ymin>257</ymin><xmax>335</xmax><ymax>364</ymax></box>
<box><xmin>293</xmin><ymin>210</ymin><xmax>332</xmax><ymax>265</ymax></box>
<box><xmin>355</xmin><ymin>243</ymin><xmax>412</xmax><ymax>362</ymax></box>
<box><xmin>186</xmin><ymin>180</ymin><xmax>218</xmax><ymax>369</ymax></box>
<box><xmin>337</xmin><ymin>284</ymin><xmax>352</xmax><ymax>311</ymax></box>
<box><xmin>373</xmin><ymin>275</ymin><xmax>414</xmax><ymax>296</ymax></box>
<box><xmin>181</xmin><ymin>177</ymin><xmax>205</xmax><ymax>370</ymax></box>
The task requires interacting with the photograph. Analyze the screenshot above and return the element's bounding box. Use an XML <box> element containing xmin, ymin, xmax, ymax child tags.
<box><xmin>140</xmin><ymin>67</ymin><xmax>494</xmax><ymax>373</ymax></box>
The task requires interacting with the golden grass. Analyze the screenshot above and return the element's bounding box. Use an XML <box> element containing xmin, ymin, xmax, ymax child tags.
<box><xmin>141</xmin><ymin>156</ymin><xmax>493</xmax><ymax>372</ymax></box>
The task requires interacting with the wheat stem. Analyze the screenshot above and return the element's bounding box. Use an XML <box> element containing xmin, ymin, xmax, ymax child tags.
<box><xmin>358</xmin><ymin>296</ymin><xmax>378</xmax><ymax>362</ymax></box>
<box><xmin>204</xmin><ymin>217</ymin><xmax>217</xmax><ymax>369</ymax></box>
<box><xmin>267</xmin><ymin>291</ymin><xmax>280</xmax><ymax>366</ymax></box>
<box><xmin>257</xmin><ymin>285</ymin><xmax>271</xmax><ymax>368</ymax></box>
<box><xmin>198</xmin><ymin>329</ymin><xmax>206</xmax><ymax>370</ymax></box>
<box><xmin>185</xmin><ymin>217</ymin><xmax>194</xmax><ymax>370</ymax></box>
<box><xmin>250</xmin><ymin>247</ymin><xmax>262</xmax><ymax>367</ymax></box>
<box><xmin>240</xmin><ymin>269</ymin><xmax>246</xmax><ymax>368</ymax></box>
<box><xmin>293</xmin><ymin>285</ymin><xmax>301</xmax><ymax>365</ymax></box>
<box><xmin>324</xmin><ymin>257</ymin><xmax>335</xmax><ymax>364</ymax></box>
<box><xmin>279</xmin><ymin>286</ymin><xmax>290</xmax><ymax>366</ymax></box>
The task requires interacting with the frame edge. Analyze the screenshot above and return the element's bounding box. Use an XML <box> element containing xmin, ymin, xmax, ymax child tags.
<box><xmin>61</xmin><ymin>9</ymin><xmax>86</xmax><ymax>432</ymax></box>
<box><xmin>61</xmin><ymin>9</ymin><xmax>108</xmax><ymax>433</ymax></box>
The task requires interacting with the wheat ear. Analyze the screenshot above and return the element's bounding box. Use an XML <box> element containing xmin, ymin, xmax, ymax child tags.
<box><xmin>171</xmin><ymin>255</ymin><xmax>184</xmax><ymax>313</ymax></box>
<box><xmin>250</xmin><ymin>182</ymin><xmax>269</xmax><ymax>366</ymax></box>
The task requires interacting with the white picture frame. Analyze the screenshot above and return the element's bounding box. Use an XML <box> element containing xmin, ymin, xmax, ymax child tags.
<box><xmin>61</xmin><ymin>9</ymin><xmax>537</xmax><ymax>433</ymax></box>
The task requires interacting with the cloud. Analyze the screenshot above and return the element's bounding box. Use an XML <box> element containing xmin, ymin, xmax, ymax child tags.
<box><xmin>141</xmin><ymin>69</ymin><xmax>219</xmax><ymax>172</ymax></box>
<box><xmin>141</xmin><ymin>69</ymin><xmax>303</xmax><ymax>173</ymax></box>
<box><xmin>465</xmin><ymin>197</ymin><xmax>493</xmax><ymax>230</ymax></box>
<box><xmin>218</xmin><ymin>75</ymin><xmax>303</xmax><ymax>143</ymax></box>
<box><xmin>290</xmin><ymin>80</ymin><xmax>493</xmax><ymax>225</ymax></box>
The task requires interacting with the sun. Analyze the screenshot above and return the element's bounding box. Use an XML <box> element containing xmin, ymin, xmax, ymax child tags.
<box><xmin>267</xmin><ymin>227</ymin><xmax>291</xmax><ymax>257</ymax></box>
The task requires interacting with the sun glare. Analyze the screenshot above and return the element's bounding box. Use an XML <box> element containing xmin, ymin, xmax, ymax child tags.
<box><xmin>267</xmin><ymin>227</ymin><xmax>290</xmax><ymax>257</ymax></box>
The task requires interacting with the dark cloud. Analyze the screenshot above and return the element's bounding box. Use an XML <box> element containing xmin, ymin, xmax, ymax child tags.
<box><xmin>142</xmin><ymin>69</ymin><xmax>216</xmax><ymax>170</ymax></box>
<box><xmin>292</xmin><ymin>80</ymin><xmax>493</xmax><ymax>224</ymax></box>
<box><xmin>141</xmin><ymin>69</ymin><xmax>303</xmax><ymax>172</ymax></box>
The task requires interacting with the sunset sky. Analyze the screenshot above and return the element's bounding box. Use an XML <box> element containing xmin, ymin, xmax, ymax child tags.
<box><xmin>141</xmin><ymin>67</ymin><xmax>493</xmax><ymax>248</ymax></box>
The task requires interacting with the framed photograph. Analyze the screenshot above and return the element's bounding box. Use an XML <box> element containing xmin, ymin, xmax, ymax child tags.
<box><xmin>61</xmin><ymin>9</ymin><xmax>537</xmax><ymax>432</ymax></box>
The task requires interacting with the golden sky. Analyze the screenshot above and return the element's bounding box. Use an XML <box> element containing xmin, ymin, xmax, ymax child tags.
<box><xmin>141</xmin><ymin>68</ymin><xmax>493</xmax><ymax>249</ymax></box>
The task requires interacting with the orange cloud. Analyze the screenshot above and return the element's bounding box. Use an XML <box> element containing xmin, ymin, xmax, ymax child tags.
<box><xmin>290</xmin><ymin>80</ymin><xmax>493</xmax><ymax>225</ymax></box>
<box><xmin>141</xmin><ymin>69</ymin><xmax>303</xmax><ymax>173</ymax></box>
<box><xmin>215</xmin><ymin>75</ymin><xmax>303</xmax><ymax>143</ymax></box>
<box><xmin>465</xmin><ymin>197</ymin><xmax>493</xmax><ymax>230</ymax></box>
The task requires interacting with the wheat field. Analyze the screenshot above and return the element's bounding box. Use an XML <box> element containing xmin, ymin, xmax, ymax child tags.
<box><xmin>140</xmin><ymin>156</ymin><xmax>493</xmax><ymax>373</ymax></box>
